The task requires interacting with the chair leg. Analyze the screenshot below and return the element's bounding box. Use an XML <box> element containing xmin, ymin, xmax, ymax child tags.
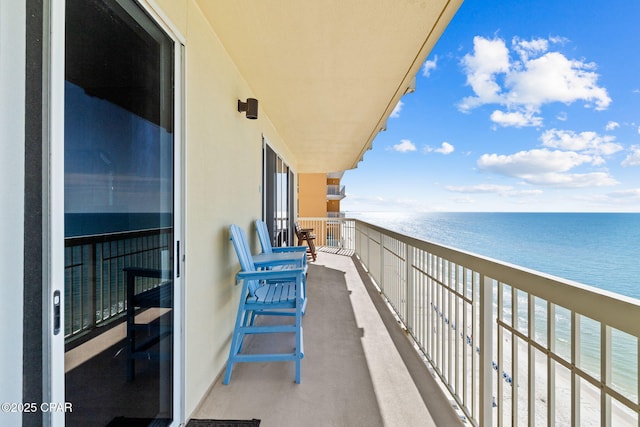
<box><xmin>307</xmin><ymin>239</ymin><xmax>316</xmax><ymax>261</ymax></box>
<box><xmin>225</xmin><ymin>282</ymin><xmax>305</xmax><ymax>384</ymax></box>
<box><xmin>295</xmin><ymin>303</ymin><xmax>303</xmax><ymax>384</ymax></box>
<box><xmin>223</xmin><ymin>301</ymin><xmax>249</xmax><ymax>385</ymax></box>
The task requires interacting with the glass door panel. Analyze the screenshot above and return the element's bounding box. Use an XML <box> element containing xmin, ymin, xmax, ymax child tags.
<box><xmin>64</xmin><ymin>0</ymin><xmax>175</xmax><ymax>425</ymax></box>
<box><xmin>263</xmin><ymin>142</ymin><xmax>293</xmax><ymax>247</ymax></box>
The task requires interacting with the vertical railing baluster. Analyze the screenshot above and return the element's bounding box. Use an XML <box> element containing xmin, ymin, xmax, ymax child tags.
<box><xmin>512</xmin><ymin>285</ymin><xmax>519</xmax><ymax>425</ymax></box>
<box><xmin>601</xmin><ymin>323</ymin><xmax>611</xmax><ymax>427</ymax></box>
<box><xmin>471</xmin><ymin>269</ymin><xmax>477</xmax><ymax>420</ymax></box>
<box><xmin>462</xmin><ymin>266</ymin><xmax>469</xmax><ymax>416</ymax></box>
<box><xmin>99</xmin><ymin>241</ymin><xmax>105</xmax><ymax>323</ymax></box>
<box><xmin>452</xmin><ymin>259</ymin><xmax>457</xmax><ymax>400</ymax></box>
<box><xmin>379</xmin><ymin>231</ymin><xmax>385</xmax><ymax>293</ymax></box>
<box><xmin>479</xmin><ymin>274</ymin><xmax>494</xmax><ymax>427</ymax></box>
<box><xmin>497</xmin><ymin>281</ymin><xmax>504</xmax><ymax>427</ymax></box>
<box><xmin>528</xmin><ymin>293</ymin><xmax>536</xmax><ymax>427</ymax></box>
<box><xmin>87</xmin><ymin>242</ymin><xmax>96</xmax><ymax>330</ymax></box>
<box><xmin>447</xmin><ymin>261</ymin><xmax>453</xmax><ymax>383</ymax></box>
<box><xmin>548</xmin><ymin>302</ymin><xmax>556</xmax><ymax>426</ymax></box>
<box><xmin>436</xmin><ymin>259</ymin><xmax>443</xmax><ymax>376</ymax></box>
<box><xmin>406</xmin><ymin>244</ymin><xmax>414</xmax><ymax>336</ymax></box>
<box><xmin>67</xmin><ymin>247</ymin><xmax>75</xmax><ymax>335</ymax></box>
<box><xmin>572</xmin><ymin>311</ymin><xmax>580</xmax><ymax>427</ymax></box>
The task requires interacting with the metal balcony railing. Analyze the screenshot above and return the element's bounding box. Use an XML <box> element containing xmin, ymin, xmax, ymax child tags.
<box><xmin>298</xmin><ymin>217</ymin><xmax>640</xmax><ymax>426</ymax></box>
<box><xmin>64</xmin><ymin>228</ymin><xmax>172</xmax><ymax>341</ymax></box>
<box><xmin>297</xmin><ymin>217</ymin><xmax>355</xmax><ymax>249</ymax></box>
<box><xmin>326</xmin><ymin>184</ymin><xmax>346</xmax><ymax>198</ymax></box>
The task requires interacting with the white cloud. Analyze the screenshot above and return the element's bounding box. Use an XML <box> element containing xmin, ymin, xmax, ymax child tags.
<box><xmin>477</xmin><ymin>148</ymin><xmax>618</xmax><ymax>187</ymax></box>
<box><xmin>446</xmin><ymin>184</ymin><xmax>514</xmax><ymax>193</ymax></box>
<box><xmin>512</xmin><ymin>36</ymin><xmax>549</xmax><ymax>61</ymax></box>
<box><xmin>436</xmin><ymin>142</ymin><xmax>455</xmax><ymax>154</ymax></box>
<box><xmin>605</xmin><ymin>121</ymin><xmax>620</xmax><ymax>131</ymax></box>
<box><xmin>548</xmin><ymin>35</ymin><xmax>570</xmax><ymax>45</ymax></box>
<box><xmin>424</xmin><ymin>142</ymin><xmax>455</xmax><ymax>155</ymax></box>
<box><xmin>507</xmin><ymin>189</ymin><xmax>545</xmax><ymax>197</ymax></box>
<box><xmin>458</xmin><ymin>36</ymin><xmax>611</xmax><ymax>127</ymax></box>
<box><xmin>423</xmin><ymin>55</ymin><xmax>438</xmax><ymax>77</ymax></box>
<box><xmin>390</xmin><ymin>100</ymin><xmax>403</xmax><ymax>118</ymax></box>
<box><xmin>342</xmin><ymin>194</ymin><xmax>435</xmax><ymax>212</ymax></box>
<box><xmin>505</xmin><ymin>52</ymin><xmax>610</xmax><ymax>110</ymax></box>
<box><xmin>622</xmin><ymin>145</ymin><xmax>640</xmax><ymax>167</ymax></box>
<box><xmin>445</xmin><ymin>184</ymin><xmax>543</xmax><ymax>197</ymax></box>
<box><xmin>451</xmin><ymin>196</ymin><xmax>476</xmax><ymax>204</ymax></box>
<box><xmin>600</xmin><ymin>189</ymin><xmax>640</xmax><ymax>200</ymax></box>
<box><xmin>517</xmin><ymin>172</ymin><xmax>618</xmax><ymax>187</ymax></box>
<box><xmin>478</xmin><ymin>149</ymin><xmax>594</xmax><ymax>175</ymax></box>
<box><xmin>577</xmin><ymin>189</ymin><xmax>640</xmax><ymax>206</ymax></box>
<box><xmin>390</xmin><ymin>139</ymin><xmax>417</xmax><ymax>153</ymax></box>
<box><xmin>490</xmin><ymin>110</ymin><xmax>543</xmax><ymax>127</ymax></box>
<box><xmin>459</xmin><ymin>37</ymin><xmax>510</xmax><ymax>112</ymax></box>
<box><xmin>540</xmin><ymin>129</ymin><xmax>623</xmax><ymax>157</ymax></box>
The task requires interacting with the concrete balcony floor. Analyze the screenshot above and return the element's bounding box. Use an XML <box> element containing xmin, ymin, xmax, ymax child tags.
<box><xmin>192</xmin><ymin>251</ymin><xmax>464</xmax><ymax>427</ymax></box>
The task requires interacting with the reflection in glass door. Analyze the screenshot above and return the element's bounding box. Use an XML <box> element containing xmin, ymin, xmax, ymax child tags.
<box><xmin>64</xmin><ymin>0</ymin><xmax>176</xmax><ymax>425</ymax></box>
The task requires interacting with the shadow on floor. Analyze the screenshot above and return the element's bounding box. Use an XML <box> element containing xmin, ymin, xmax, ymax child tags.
<box><xmin>194</xmin><ymin>260</ymin><xmax>386</xmax><ymax>426</ymax></box>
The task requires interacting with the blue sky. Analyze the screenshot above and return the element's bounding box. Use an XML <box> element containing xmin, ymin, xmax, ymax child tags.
<box><xmin>342</xmin><ymin>0</ymin><xmax>640</xmax><ymax>213</ymax></box>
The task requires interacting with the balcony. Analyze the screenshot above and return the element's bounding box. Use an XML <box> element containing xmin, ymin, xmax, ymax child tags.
<box><xmin>326</xmin><ymin>184</ymin><xmax>346</xmax><ymax>200</ymax></box>
<box><xmin>196</xmin><ymin>218</ymin><xmax>640</xmax><ymax>426</ymax></box>
<box><xmin>62</xmin><ymin>219</ymin><xmax>640</xmax><ymax>425</ymax></box>
<box><xmin>327</xmin><ymin>211</ymin><xmax>346</xmax><ymax>218</ymax></box>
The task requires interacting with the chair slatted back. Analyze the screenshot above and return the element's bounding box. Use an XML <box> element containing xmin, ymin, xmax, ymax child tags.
<box><xmin>255</xmin><ymin>219</ymin><xmax>273</xmax><ymax>254</ymax></box>
<box><xmin>229</xmin><ymin>225</ymin><xmax>260</xmax><ymax>296</ymax></box>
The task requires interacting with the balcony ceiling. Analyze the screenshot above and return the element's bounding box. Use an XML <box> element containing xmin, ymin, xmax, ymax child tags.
<box><xmin>197</xmin><ymin>0</ymin><xmax>462</xmax><ymax>173</ymax></box>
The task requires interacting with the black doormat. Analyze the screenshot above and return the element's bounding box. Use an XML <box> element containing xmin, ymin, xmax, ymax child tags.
<box><xmin>187</xmin><ymin>419</ymin><xmax>260</xmax><ymax>427</ymax></box>
<box><xmin>106</xmin><ymin>417</ymin><xmax>171</xmax><ymax>426</ymax></box>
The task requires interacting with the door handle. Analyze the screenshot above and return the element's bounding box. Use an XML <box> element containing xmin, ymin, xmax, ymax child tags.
<box><xmin>53</xmin><ymin>290</ymin><xmax>61</xmax><ymax>335</ymax></box>
<box><xmin>176</xmin><ymin>241</ymin><xmax>180</xmax><ymax>278</ymax></box>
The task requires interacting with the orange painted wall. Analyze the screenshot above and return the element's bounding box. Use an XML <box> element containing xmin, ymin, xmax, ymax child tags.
<box><xmin>298</xmin><ymin>173</ymin><xmax>327</xmax><ymax>217</ymax></box>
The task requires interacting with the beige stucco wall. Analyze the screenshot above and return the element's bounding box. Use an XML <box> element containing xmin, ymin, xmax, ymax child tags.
<box><xmin>155</xmin><ymin>0</ymin><xmax>298</xmax><ymax>418</ymax></box>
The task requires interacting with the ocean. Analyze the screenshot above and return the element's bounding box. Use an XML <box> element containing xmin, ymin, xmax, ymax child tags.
<box><xmin>349</xmin><ymin>211</ymin><xmax>640</xmax><ymax>300</ymax></box>
<box><xmin>65</xmin><ymin>212</ymin><xmax>173</xmax><ymax>238</ymax></box>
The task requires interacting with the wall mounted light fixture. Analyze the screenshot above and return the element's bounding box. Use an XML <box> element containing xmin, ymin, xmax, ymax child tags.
<box><xmin>237</xmin><ymin>98</ymin><xmax>258</xmax><ymax>119</ymax></box>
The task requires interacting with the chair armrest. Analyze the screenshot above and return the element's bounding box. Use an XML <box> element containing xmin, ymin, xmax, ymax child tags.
<box><xmin>237</xmin><ymin>268</ymin><xmax>306</xmax><ymax>282</ymax></box>
<box><xmin>272</xmin><ymin>246</ymin><xmax>307</xmax><ymax>253</ymax></box>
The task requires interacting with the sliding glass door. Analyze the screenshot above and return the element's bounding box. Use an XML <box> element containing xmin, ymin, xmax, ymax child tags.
<box><xmin>62</xmin><ymin>0</ymin><xmax>180</xmax><ymax>425</ymax></box>
<box><xmin>263</xmin><ymin>141</ymin><xmax>295</xmax><ymax>247</ymax></box>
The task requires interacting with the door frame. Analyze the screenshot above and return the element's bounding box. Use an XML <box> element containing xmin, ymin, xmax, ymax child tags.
<box><xmin>46</xmin><ymin>0</ymin><xmax>186</xmax><ymax>425</ymax></box>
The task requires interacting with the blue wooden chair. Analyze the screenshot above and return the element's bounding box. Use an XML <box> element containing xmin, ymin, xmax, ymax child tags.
<box><xmin>254</xmin><ymin>219</ymin><xmax>309</xmax><ymax>311</ymax></box>
<box><xmin>255</xmin><ymin>219</ymin><xmax>308</xmax><ymax>256</ymax></box>
<box><xmin>224</xmin><ymin>224</ymin><xmax>305</xmax><ymax>384</ymax></box>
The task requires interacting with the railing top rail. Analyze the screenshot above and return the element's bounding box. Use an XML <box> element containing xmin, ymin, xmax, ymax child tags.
<box><xmin>298</xmin><ymin>217</ymin><xmax>354</xmax><ymax>221</ymax></box>
<box><xmin>351</xmin><ymin>218</ymin><xmax>640</xmax><ymax>337</ymax></box>
<box><xmin>65</xmin><ymin>226</ymin><xmax>173</xmax><ymax>246</ymax></box>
